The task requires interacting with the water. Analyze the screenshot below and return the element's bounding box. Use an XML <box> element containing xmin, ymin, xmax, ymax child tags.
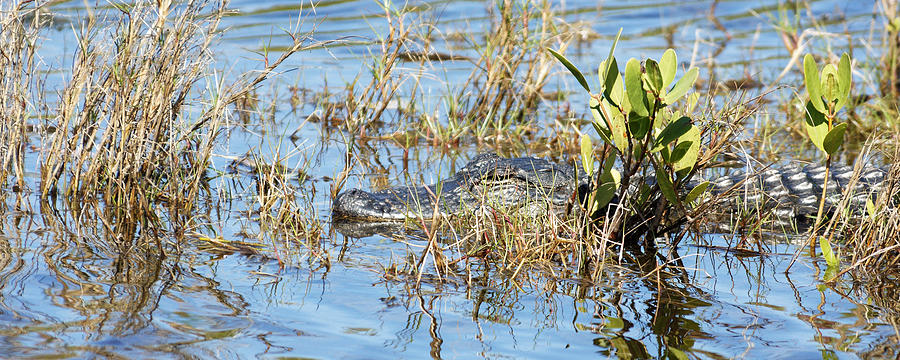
<box><xmin>1</xmin><ymin>0</ymin><xmax>898</xmax><ymax>358</ymax></box>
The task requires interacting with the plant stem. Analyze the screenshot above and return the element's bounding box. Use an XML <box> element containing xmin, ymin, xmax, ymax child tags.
<box><xmin>809</xmin><ymin>158</ymin><xmax>831</xmax><ymax>255</ymax></box>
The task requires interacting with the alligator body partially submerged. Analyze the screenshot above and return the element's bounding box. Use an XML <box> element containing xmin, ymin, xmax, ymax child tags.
<box><xmin>333</xmin><ymin>153</ymin><xmax>589</xmax><ymax>221</ymax></box>
<box><xmin>332</xmin><ymin>152</ymin><xmax>887</xmax><ymax>231</ymax></box>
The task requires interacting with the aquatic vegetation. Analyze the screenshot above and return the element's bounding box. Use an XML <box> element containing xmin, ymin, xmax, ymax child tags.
<box><xmin>2</xmin><ymin>0</ymin><xmax>900</xmax><ymax>358</ymax></box>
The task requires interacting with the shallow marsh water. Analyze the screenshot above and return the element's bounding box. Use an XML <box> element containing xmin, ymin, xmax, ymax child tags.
<box><xmin>1</xmin><ymin>0</ymin><xmax>899</xmax><ymax>358</ymax></box>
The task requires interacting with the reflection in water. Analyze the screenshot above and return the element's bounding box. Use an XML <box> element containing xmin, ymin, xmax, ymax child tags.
<box><xmin>0</xmin><ymin>192</ymin><xmax>261</xmax><ymax>357</ymax></box>
<box><xmin>1</xmin><ymin>0</ymin><xmax>899</xmax><ymax>357</ymax></box>
<box><xmin>3</xmin><ymin>186</ymin><xmax>900</xmax><ymax>357</ymax></box>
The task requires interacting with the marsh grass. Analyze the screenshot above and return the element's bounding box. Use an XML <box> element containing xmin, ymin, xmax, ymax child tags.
<box><xmin>245</xmin><ymin>148</ymin><xmax>327</xmax><ymax>267</ymax></box>
<box><xmin>0</xmin><ymin>0</ymin><xmax>333</xmax><ymax>257</ymax></box>
<box><xmin>0</xmin><ymin>1</ymin><xmax>46</xmax><ymax>190</ymax></box>
<box><xmin>316</xmin><ymin>0</ymin><xmax>570</xmax><ymax>153</ymax></box>
<box><xmin>317</xmin><ymin>0</ymin><xmax>413</xmax><ymax>138</ymax></box>
<box><xmin>440</xmin><ymin>0</ymin><xmax>559</xmax><ymax>145</ymax></box>
<box><xmin>839</xmin><ymin>146</ymin><xmax>900</xmax><ymax>273</ymax></box>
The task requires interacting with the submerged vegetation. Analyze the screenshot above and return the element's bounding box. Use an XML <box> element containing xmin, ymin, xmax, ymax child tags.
<box><xmin>1</xmin><ymin>0</ymin><xmax>900</xmax><ymax>357</ymax></box>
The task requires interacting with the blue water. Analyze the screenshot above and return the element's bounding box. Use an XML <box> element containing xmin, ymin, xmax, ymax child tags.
<box><xmin>1</xmin><ymin>0</ymin><xmax>898</xmax><ymax>358</ymax></box>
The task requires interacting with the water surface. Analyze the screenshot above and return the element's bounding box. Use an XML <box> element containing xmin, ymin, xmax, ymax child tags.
<box><xmin>1</xmin><ymin>0</ymin><xmax>898</xmax><ymax>358</ymax></box>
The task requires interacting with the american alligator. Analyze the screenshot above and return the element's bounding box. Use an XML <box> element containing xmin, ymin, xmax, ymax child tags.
<box><xmin>332</xmin><ymin>152</ymin><xmax>888</xmax><ymax>229</ymax></box>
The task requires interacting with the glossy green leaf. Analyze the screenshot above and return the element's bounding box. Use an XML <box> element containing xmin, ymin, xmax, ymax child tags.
<box><xmin>656</xmin><ymin>165</ymin><xmax>679</xmax><ymax>204</ymax></box>
<box><xmin>673</xmin><ymin>125</ymin><xmax>701</xmax><ymax>177</ymax></box>
<box><xmin>836</xmin><ymin>53</ymin><xmax>852</xmax><ymax>111</ymax></box>
<box><xmin>590</xmin><ymin>97</ymin><xmax>613</xmax><ymax>145</ymax></box>
<box><xmin>591</xmin><ymin>96</ymin><xmax>628</xmax><ymax>151</ymax></box>
<box><xmin>659</xmin><ymin>49</ymin><xmax>677</xmax><ymax>90</ymax></box>
<box><xmin>823</xmin><ymin>122</ymin><xmax>847</xmax><ymax>155</ymax></box>
<box><xmin>685</xmin><ymin>181</ymin><xmax>710</xmax><ymax>204</ymax></box>
<box><xmin>653</xmin><ymin>116</ymin><xmax>692</xmax><ymax>151</ymax></box>
<box><xmin>600</xmin><ymin>28</ymin><xmax>622</xmax><ymax>85</ymax></box>
<box><xmin>548</xmin><ymin>48</ymin><xmax>590</xmax><ymax>92</ymax></box>
<box><xmin>644</xmin><ymin>59</ymin><xmax>663</xmax><ymax>96</ymax></box>
<box><xmin>629</xmin><ymin>115</ymin><xmax>651</xmax><ymax>139</ymax></box>
<box><xmin>803</xmin><ymin>54</ymin><xmax>825</xmax><ymax>113</ymax></box>
<box><xmin>803</xmin><ymin>101</ymin><xmax>828</xmax><ymax>153</ymax></box>
<box><xmin>599</xmin><ymin>57</ymin><xmax>620</xmax><ymax>100</ymax></box>
<box><xmin>592</xmin><ymin>153</ymin><xmax>620</xmax><ymax>211</ymax></box>
<box><xmin>580</xmin><ymin>135</ymin><xmax>594</xmax><ymax>176</ymax></box>
<box><xmin>664</xmin><ymin>67</ymin><xmax>698</xmax><ymax>104</ymax></box>
<box><xmin>625</xmin><ymin>58</ymin><xmax>648</xmax><ymax>116</ymax></box>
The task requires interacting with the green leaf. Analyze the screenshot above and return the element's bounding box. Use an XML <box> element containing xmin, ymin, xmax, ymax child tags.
<box><xmin>668</xmin><ymin>140</ymin><xmax>691</xmax><ymax>163</ymax></box>
<box><xmin>821</xmin><ymin>64</ymin><xmax>840</xmax><ymax>107</ymax></box>
<box><xmin>600</xmin><ymin>28</ymin><xmax>623</xmax><ymax>85</ymax></box>
<box><xmin>836</xmin><ymin>53</ymin><xmax>852</xmax><ymax>111</ymax></box>
<box><xmin>580</xmin><ymin>135</ymin><xmax>594</xmax><ymax>176</ymax></box>
<box><xmin>609</xmin><ymin>68</ymin><xmax>626</xmax><ymax>109</ymax></box>
<box><xmin>653</xmin><ymin>116</ymin><xmax>692</xmax><ymax>151</ymax></box>
<box><xmin>599</xmin><ymin>57</ymin><xmax>620</xmax><ymax>100</ymax></box>
<box><xmin>664</xmin><ymin>67</ymin><xmax>698</xmax><ymax>104</ymax></box>
<box><xmin>667</xmin><ymin>347</ymin><xmax>690</xmax><ymax>360</ymax></box>
<box><xmin>625</xmin><ymin>58</ymin><xmax>648</xmax><ymax>116</ymax></box>
<box><xmin>592</xmin><ymin>153</ymin><xmax>620</xmax><ymax>212</ymax></box>
<box><xmin>823</xmin><ymin>122</ymin><xmax>847</xmax><ymax>155</ymax></box>
<box><xmin>629</xmin><ymin>115</ymin><xmax>651</xmax><ymax>139</ymax></box>
<box><xmin>866</xmin><ymin>197</ymin><xmax>876</xmax><ymax>220</ymax></box>
<box><xmin>685</xmin><ymin>92</ymin><xmax>700</xmax><ymax>113</ymax></box>
<box><xmin>672</xmin><ymin>125</ymin><xmax>701</xmax><ymax>177</ymax></box>
<box><xmin>591</xmin><ymin>120</ymin><xmax>612</xmax><ymax>145</ymax></box>
<box><xmin>644</xmin><ymin>59</ymin><xmax>663</xmax><ymax>96</ymax></box>
<box><xmin>659</xmin><ymin>49</ymin><xmax>677</xmax><ymax>90</ymax></box>
<box><xmin>685</xmin><ymin>181</ymin><xmax>710</xmax><ymax>204</ymax></box>
<box><xmin>803</xmin><ymin>54</ymin><xmax>826</xmax><ymax>113</ymax></box>
<box><xmin>548</xmin><ymin>48</ymin><xmax>590</xmax><ymax>92</ymax></box>
<box><xmin>820</xmin><ymin>236</ymin><xmax>839</xmax><ymax>268</ymax></box>
<box><xmin>804</xmin><ymin>101</ymin><xmax>828</xmax><ymax>153</ymax></box>
<box><xmin>656</xmin><ymin>166</ymin><xmax>679</xmax><ymax>204</ymax></box>
<box><xmin>591</xmin><ymin>96</ymin><xmax>628</xmax><ymax>151</ymax></box>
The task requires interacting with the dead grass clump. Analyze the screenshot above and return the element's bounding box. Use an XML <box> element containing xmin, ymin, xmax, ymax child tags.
<box><xmin>317</xmin><ymin>0</ymin><xmax>571</xmax><ymax>151</ymax></box>
<box><xmin>317</xmin><ymin>1</ymin><xmax>412</xmax><ymax>138</ymax></box>
<box><xmin>438</xmin><ymin>0</ymin><xmax>563</xmax><ymax>147</ymax></box>
<box><xmin>245</xmin><ymin>149</ymin><xmax>327</xmax><ymax>267</ymax></box>
<box><xmin>35</xmin><ymin>0</ymin><xmax>321</xmax><ymax>243</ymax></box>
<box><xmin>878</xmin><ymin>0</ymin><xmax>900</xmax><ymax>99</ymax></box>
<box><xmin>452</xmin><ymin>1</ymin><xmax>555</xmax><ymax>121</ymax></box>
<box><xmin>842</xmin><ymin>154</ymin><xmax>900</xmax><ymax>273</ymax></box>
<box><xmin>0</xmin><ymin>1</ymin><xmax>46</xmax><ymax>190</ymax></box>
<box><xmin>398</xmin><ymin>201</ymin><xmax>620</xmax><ymax>286</ymax></box>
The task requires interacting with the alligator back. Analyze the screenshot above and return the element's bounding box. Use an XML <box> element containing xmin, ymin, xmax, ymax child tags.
<box><xmin>701</xmin><ymin>162</ymin><xmax>886</xmax><ymax>219</ymax></box>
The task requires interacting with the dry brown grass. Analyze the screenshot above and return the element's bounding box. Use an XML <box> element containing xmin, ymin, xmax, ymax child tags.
<box><xmin>840</xmin><ymin>146</ymin><xmax>900</xmax><ymax>273</ymax></box>
<box><xmin>0</xmin><ymin>1</ymin><xmax>46</xmax><ymax>190</ymax></box>
<box><xmin>315</xmin><ymin>0</ymin><xmax>572</xmax><ymax>152</ymax></box>
<box><xmin>445</xmin><ymin>0</ymin><xmax>559</xmax><ymax>140</ymax></box>
<box><xmin>24</xmin><ymin>0</ymin><xmax>327</xmax><ymax>248</ymax></box>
